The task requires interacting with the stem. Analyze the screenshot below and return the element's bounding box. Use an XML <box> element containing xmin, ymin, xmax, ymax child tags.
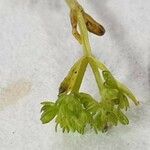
<box><xmin>92</xmin><ymin>57</ymin><xmax>108</xmax><ymax>71</ymax></box>
<box><xmin>65</xmin><ymin>0</ymin><xmax>93</xmax><ymax>92</ymax></box>
<box><xmin>65</xmin><ymin>0</ymin><xmax>78</xmax><ymax>9</ymax></box>
<box><xmin>65</xmin><ymin>0</ymin><xmax>92</xmax><ymax>56</ymax></box>
<box><xmin>89</xmin><ymin>57</ymin><xmax>104</xmax><ymax>95</ymax></box>
<box><xmin>77</xmin><ymin>10</ymin><xmax>92</xmax><ymax>56</ymax></box>
<box><xmin>65</xmin><ymin>0</ymin><xmax>103</xmax><ymax>94</ymax></box>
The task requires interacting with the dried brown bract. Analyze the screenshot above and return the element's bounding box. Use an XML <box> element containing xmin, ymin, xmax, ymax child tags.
<box><xmin>70</xmin><ymin>9</ymin><xmax>82</xmax><ymax>44</ymax></box>
<box><xmin>83</xmin><ymin>12</ymin><xmax>105</xmax><ymax>36</ymax></box>
<box><xmin>70</xmin><ymin>7</ymin><xmax>105</xmax><ymax>44</ymax></box>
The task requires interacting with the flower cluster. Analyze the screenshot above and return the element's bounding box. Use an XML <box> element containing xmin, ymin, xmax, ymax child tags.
<box><xmin>40</xmin><ymin>0</ymin><xmax>139</xmax><ymax>134</ymax></box>
<box><xmin>41</xmin><ymin>57</ymin><xmax>139</xmax><ymax>134</ymax></box>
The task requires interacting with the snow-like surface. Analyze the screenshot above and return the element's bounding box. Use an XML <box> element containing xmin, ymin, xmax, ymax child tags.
<box><xmin>0</xmin><ymin>0</ymin><xmax>150</xmax><ymax>149</ymax></box>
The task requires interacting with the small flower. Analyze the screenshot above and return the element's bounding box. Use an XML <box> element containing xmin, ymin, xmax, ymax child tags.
<box><xmin>41</xmin><ymin>93</ymin><xmax>93</xmax><ymax>134</ymax></box>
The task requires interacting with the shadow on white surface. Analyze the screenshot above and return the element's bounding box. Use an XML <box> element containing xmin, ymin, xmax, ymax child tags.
<box><xmin>0</xmin><ymin>79</ymin><xmax>32</xmax><ymax>111</ymax></box>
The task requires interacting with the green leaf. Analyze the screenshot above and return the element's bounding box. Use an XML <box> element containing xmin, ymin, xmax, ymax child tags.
<box><xmin>41</xmin><ymin>101</ymin><xmax>55</xmax><ymax>112</ymax></box>
<box><xmin>41</xmin><ymin>101</ymin><xmax>55</xmax><ymax>106</ymax></box>
<box><xmin>107</xmin><ymin>112</ymin><xmax>118</xmax><ymax>126</ymax></box>
<box><xmin>54</xmin><ymin>93</ymin><xmax>92</xmax><ymax>133</ymax></box>
<box><xmin>102</xmin><ymin>71</ymin><xmax>118</xmax><ymax>88</ymax></box>
<box><xmin>75</xmin><ymin>92</ymin><xmax>99</xmax><ymax>113</ymax></box>
<box><xmin>102</xmin><ymin>88</ymin><xmax>119</xmax><ymax>101</ymax></box>
<box><xmin>40</xmin><ymin>106</ymin><xmax>57</xmax><ymax>124</ymax></box>
<box><xmin>117</xmin><ymin>109</ymin><xmax>129</xmax><ymax>125</ymax></box>
<box><xmin>118</xmin><ymin>96</ymin><xmax>125</xmax><ymax>109</ymax></box>
<box><xmin>93</xmin><ymin>112</ymin><xmax>102</xmax><ymax>132</ymax></box>
<box><xmin>119</xmin><ymin>93</ymin><xmax>130</xmax><ymax>110</ymax></box>
<box><xmin>117</xmin><ymin>81</ymin><xmax>139</xmax><ymax>105</ymax></box>
<box><xmin>123</xmin><ymin>95</ymin><xmax>130</xmax><ymax>110</ymax></box>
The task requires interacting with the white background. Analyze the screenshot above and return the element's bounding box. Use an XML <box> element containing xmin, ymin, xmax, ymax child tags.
<box><xmin>0</xmin><ymin>0</ymin><xmax>150</xmax><ymax>150</ymax></box>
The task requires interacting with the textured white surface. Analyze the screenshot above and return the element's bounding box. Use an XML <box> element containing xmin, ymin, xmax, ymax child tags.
<box><xmin>0</xmin><ymin>0</ymin><xmax>150</xmax><ymax>150</ymax></box>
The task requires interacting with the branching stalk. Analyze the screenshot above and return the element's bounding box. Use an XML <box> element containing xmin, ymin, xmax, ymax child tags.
<box><xmin>40</xmin><ymin>0</ymin><xmax>139</xmax><ymax>134</ymax></box>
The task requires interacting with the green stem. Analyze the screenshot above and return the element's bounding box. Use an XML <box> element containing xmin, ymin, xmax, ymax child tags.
<box><xmin>92</xmin><ymin>57</ymin><xmax>108</xmax><ymax>71</ymax></box>
<box><xmin>65</xmin><ymin>0</ymin><xmax>78</xmax><ymax>9</ymax></box>
<box><xmin>89</xmin><ymin>57</ymin><xmax>104</xmax><ymax>94</ymax></box>
<box><xmin>77</xmin><ymin>10</ymin><xmax>92</xmax><ymax>56</ymax></box>
<box><xmin>65</xmin><ymin>0</ymin><xmax>92</xmax><ymax>56</ymax></box>
<box><xmin>65</xmin><ymin>0</ymin><xmax>103</xmax><ymax>94</ymax></box>
<box><xmin>65</xmin><ymin>0</ymin><xmax>91</xmax><ymax>92</ymax></box>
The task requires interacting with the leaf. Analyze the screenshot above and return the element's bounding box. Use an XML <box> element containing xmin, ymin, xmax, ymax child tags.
<box><xmin>93</xmin><ymin>112</ymin><xmax>102</xmax><ymax>132</ymax></box>
<box><xmin>112</xmin><ymin>98</ymin><xmax>119</xmax><ymax>105</ymax></box>
<box><xmin>123</xmin><ymin>95</ymin><xmax>130</xmax><ymax>110</ymax></box>
<box><xmin>119</xmin><ymin>93</ymin><xmax>130</xmax><ymax>110</ymax></box>
<box><xmin>102</xmin><ymin>88</ymin><xmax>119</xmax><ymax>101</ymax></box>
<box><xmin>107</xmin><ymin>112</ymin><xmax>118</xmax><ymax>126</ymax></box>
<box><xmin>117</xmin><ymin>109</ymin><xmax>129</xmax><ymax>125</ymax></box>
<box><xmin>41</xmin><ymin>101</ymin><xmax>55</xmax><ymax>106</ymax></box>
<box><xmin>117</xmin><ymin>81</ymin><xmax>139</xmax><ymax>105</ymax></box>
<box><xmin>41</xmin><ymin>101</ymin><xmax>55</xmax><ymax>112</ymax></box>
<box><xmin>40</xmin><ymin>106</ymin><xmax>57</xmax><ymax>124</ymax></box>
<box><xmin>55</xmin><ymin>93</ymin><xmax>92</xmax><ymax>133</ymax></box>
<box><xmin>75</xmin><ymin>92</ymin><xmax>99</xmax><ymax>113</ymax></box>
<box><xmin>102</xmin><ymin>71</ymin><xmax>118</xmax><ymax>89</ymax></box>
<box><xmin>118</xmin><ymin>95</ymin><xmax>125</xmax><ymax>109</ymax></box>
